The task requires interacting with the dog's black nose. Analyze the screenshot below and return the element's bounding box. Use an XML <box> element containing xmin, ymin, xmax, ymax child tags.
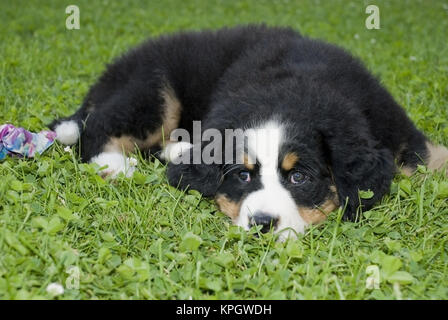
<box><xmin>250</xmin><ymin>213</ymin><xmax>279</xmax><ymax>233</ymax></box>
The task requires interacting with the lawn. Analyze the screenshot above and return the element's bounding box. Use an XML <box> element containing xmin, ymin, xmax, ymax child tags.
<box><xmin>0</xmin><ymin>0</ymin><xmax>447</xmax><ymax>300</ymax></box>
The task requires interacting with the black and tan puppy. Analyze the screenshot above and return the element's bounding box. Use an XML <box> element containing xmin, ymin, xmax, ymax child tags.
<box><xmin>50</xmin><ymin>25</ymin><xmax>448</xmax><ymax>239</ymax></box>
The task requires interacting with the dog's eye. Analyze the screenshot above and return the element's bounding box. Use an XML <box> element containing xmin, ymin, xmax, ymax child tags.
<box><xmin>238</xmin><ymin>171</ymin><xmax>251</xmax><ymax>182</ymax></box>
<box><xmin>289</xmin><ymin>171</ymin><xmax>307</xmax><ymax>185</ymax></box>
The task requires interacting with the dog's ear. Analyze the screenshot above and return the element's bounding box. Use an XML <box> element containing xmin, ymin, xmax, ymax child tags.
<box><xmin>166</xmin><ymin>143</ymin><xmax>222</xmax><ymax>197</ymax></box>
<box><xmin>321</xmin><ymin>120</ymin><xmax>395</xmax><ymax>221</ymax></box>
<box><xmin>167</xmin><ymin>162</ymin><xmax>222</xmax><ymax>197</ymax></box>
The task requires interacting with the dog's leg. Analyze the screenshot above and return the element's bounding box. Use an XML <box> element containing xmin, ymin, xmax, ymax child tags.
<box><xmin>51</xmin><ymin>81</ymin><xmax>182</xmax><ymax>178</ymax></box>
<box><xmin>159</xmin><ymin>142</ymin><xmax>193</xmax><ymax>163</ymax></box>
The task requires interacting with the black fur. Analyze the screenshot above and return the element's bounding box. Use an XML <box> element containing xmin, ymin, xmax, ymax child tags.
<box><xmin>51</xmin><ymin>24</ymin><xmax>431</xmax><ymax>221</ymax></box>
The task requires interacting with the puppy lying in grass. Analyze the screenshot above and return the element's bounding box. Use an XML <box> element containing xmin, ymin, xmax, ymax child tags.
<box><xmin>50</xmin><ymin>25</ymin><xmax>448</xmax><ymax>239</ymax></box>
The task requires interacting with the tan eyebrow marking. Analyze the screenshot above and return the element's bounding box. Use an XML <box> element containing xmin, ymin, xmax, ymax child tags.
<box><xmin>281</xmin><ymin>152</ymin><xmax>299</xmax><ymax>171</ymax></box>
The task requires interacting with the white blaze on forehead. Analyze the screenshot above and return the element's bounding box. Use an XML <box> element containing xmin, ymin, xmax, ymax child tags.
<box><xmin>245</xmin><ymin>121</ymin><xmax>282</xmax><ymax>175</ymax></box>
<box><xmin>235</xmin><ymin>120</ymin><xmax>308</xmax><ymax>239</ymax></box>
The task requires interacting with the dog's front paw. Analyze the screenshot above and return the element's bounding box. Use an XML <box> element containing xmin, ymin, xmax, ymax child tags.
<box><xmin>160</xmin><ymin>142</ymin><xmax>193</xmax><ymax>162</ymax></box>
<box><xmin>90</xmin><ymin>152</ymin><xmax>137</xmax><ymax>178</ymax></box>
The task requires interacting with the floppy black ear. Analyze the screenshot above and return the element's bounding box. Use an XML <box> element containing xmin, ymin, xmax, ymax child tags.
<box><xmin>322</xmin><ymin>120</ymin><xmax>395</xmax><ymax>221</ymax></box>
<box><xmin>166</xmin><ymin>142</ymin><xmax>223</xmax><ymax>197</ymax></box>
<box><xmin>166</xmin><ymin>162</ymin><xmax>222</xmax><ymax>197</ymax></box>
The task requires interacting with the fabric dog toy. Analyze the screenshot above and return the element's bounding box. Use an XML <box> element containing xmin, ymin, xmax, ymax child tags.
<box><xmin>0</xmin><ymin>124</ymin><xmax>56</xmax><ymax>160</ymax></box>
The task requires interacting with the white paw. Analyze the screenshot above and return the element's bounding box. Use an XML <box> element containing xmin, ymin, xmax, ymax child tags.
<box><xmin>160</xmin><ymin>142</ymin><xmax>193</xmax><ymax>162</ymax></box>
<box><xmin>54</xmin><ymin>120</ymin><xmax>80</xmax><ymax>145</ymax></box>
<box><xmin>90</xmin><ymin>152</ymin><xmax>137</xmax><ymax>178</ymax></box>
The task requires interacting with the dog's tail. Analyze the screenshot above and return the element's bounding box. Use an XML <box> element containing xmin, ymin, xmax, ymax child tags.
<box><xmin>48</xmin><ymin>109</ymin><xmax>85</xmax><ymax>146</ymax></box>
<box><xmin>425</xmin><ymin>141</ymin><xmax>448</xmax><ymax>173</ymax></box>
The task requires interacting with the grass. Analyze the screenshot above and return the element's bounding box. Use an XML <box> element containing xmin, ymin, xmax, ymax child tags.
<box><xmin>1</xmin><ymin>0</ymin><xmax>448</xmax><ymax>300</ymax></box>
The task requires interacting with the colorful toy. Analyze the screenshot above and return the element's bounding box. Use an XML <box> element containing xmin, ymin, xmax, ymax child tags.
<box><xmin>0</xmin><ymin>124</ymin><xmax>56</xmax><ymax>160</ymax></box>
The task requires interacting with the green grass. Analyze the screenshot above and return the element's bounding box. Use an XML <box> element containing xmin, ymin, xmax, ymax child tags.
<box><xmin>1</xmin><ymin>0</ymin><xmax>448</xmax><ymax>300</ymax></box>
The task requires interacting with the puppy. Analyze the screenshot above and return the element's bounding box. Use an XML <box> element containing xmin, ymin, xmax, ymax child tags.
<box><xmin>50</xmin><ymin>25</ymin><xmax>448</xmax><ymax>239</ymax></box>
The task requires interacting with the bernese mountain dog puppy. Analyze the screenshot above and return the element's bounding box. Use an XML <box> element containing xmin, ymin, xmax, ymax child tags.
<box><xmin>50</xmin><ymin>25</ymin><xmax>448</xmax><ymax>239</ymax></box>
